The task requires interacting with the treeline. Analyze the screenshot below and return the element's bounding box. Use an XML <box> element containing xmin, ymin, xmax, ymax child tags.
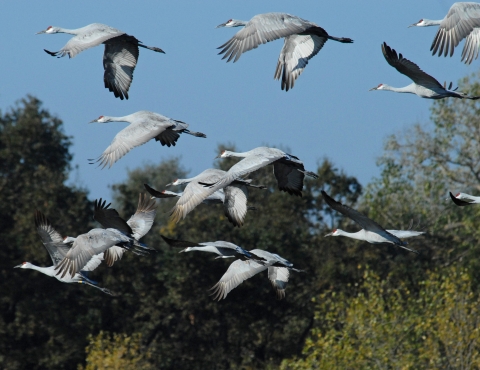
<box><xmin>1</xmin><ymin>70</ymin><xmax>480</xmax><ymax>369</ymax></box>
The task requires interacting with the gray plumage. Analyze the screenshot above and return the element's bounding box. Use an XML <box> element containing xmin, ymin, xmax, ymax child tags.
<box><xmin>166</xmin><ymin>168</ymin><xmax>265</xmax><ymax>226</ymax></box>
<box><xmin>88</xmin><ymin>111</ymin><xmax>206</xmax><ymax>169</ymax></box>
<box><xmin>199</xmin><ymin>147</ymin><xmax>318</xmax><ymax>199</ymax></box>
<box><xmin>370</xmin><ymin>42</ymin><xmax>480</xmax><ymax>99</ymax></box>
<box><xmin>216</xmin><ymin>13</ymin><xmax>353</xmax><ymax>91</ymax></box>
<box><xmin>94</xmin><ymin>193</ymin><xmax>157</xmax><ymax>267</ymax></box>
<box><xmin>322</xmin><ymin>191</ymin><xmax>422</xmax><ymax>254</ymax></box>
<box><xmin>410</xmin><ymin>2</ymin><xmax>480</xmax><ymax>64</ymax></box>
<box><xmin>55</xmin><ymin>194</ymin><xmax>154</xmax><ymax>278</ymax></box>
<box><xmin>161</xmin><ymin>235</ymin><xmax>252</xmax><ymax>259</ymax></box>
<box><xmin>36</xmin><ymin>23</ymin><xmax>165</xmax><ymax>99</ymax></box>
<box><xmin>174</xmin><ymin>147</ymin><xmax>318</xmax><ymax>225</ymax></box>
<box><xmin>14</xmin><ymin>211</ymin><xmax>113</xmax><ymax>295</ymax></box>
<box><xmin>211</xmin><ymin>248</ymin><xmax>300</xmax><ymax>300</ymax></box>
<box><xmin>54</xmin><ymin>228</ymin><xmax>134</xmax><ymax>279</ymax></box>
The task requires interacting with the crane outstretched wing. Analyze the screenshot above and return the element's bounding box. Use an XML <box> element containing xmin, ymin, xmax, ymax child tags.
<box><xmin>103</xmin><ymin>35</ymin><xmax>139</xmax><ymax>100</ymax></box>
<box><xmin>127</xmin><ymin>193</ymin><xmax>156</xmax><ymax>240</ymax></box>
<box><xmin>223</xmin><ymin>184</ymin><xmax>249</xmax><ymax>227</ymax></box>
<box><xmin>321</xmin><ymin>190</ymin><xmax>404</xmax><ymax>245</ymax></box>
<box><xmin>91</xmin><ymin>120</ymin><xmax>172</xmax><ymax>169</ymax></box>
<box><xmin>34</xmin><ymin>210</ymin><xmax>70</xmax><ymax>266</ymax></box>
<box><xmin>268</xmin><ymin>266</ymin><xmax>289</xmax><ymax>299</ymax></box>
<box><xmin>93</xmin><ymin>198</ymin><xmax>132</xmax><ymax>235</ymax></box>
<box><xmin>170</xmin><ymin>172</ymin><xmax>224</xmax><ymax>223</ymax></box>
<box><xmin>382</xmin><ymin>42</ymin><xmax>442</xmax><ymax>90</ymax></box>
<box><xmin>431</xmin><ymin>3</ymin><xmax>480</xmax><ymax>60</ymax></box>
<box><xmin>210</xmin><ymin>259</ymin><xmax>267</xmax><ymax>300</ymax></box>
<box><xmin>275</xmin><ymin>31</ymin><xmax>327</xmax><ymax>91</ymax></box>
<box><xmin>218</xmin><ymin>13</ymin><xmax>313</xmax><ymax>62</ymax></box>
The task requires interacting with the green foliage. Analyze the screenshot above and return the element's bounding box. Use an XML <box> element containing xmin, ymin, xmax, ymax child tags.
<box><xmin>0</xmin><ymin>96</ymin><xmax>93</xmax><ymax>369</ymax></box>
<box><xmin>281</xmin><ymin>266</ymin><xmax>480</xmax><ymax>370</ymax></box>
<box><xmin>79</xmin><ymin>332</ymin><xmax>153</xmax><ymax>370</ymax></box>
<box><xmin>358</xmin><ymin>71</ymin><xmax>480</xmax><ymax>284</ymax></box>
<box><xmin>103</xmin><ymin>151</ymin><xmax>363</xmax><ymax>369</ymax></box>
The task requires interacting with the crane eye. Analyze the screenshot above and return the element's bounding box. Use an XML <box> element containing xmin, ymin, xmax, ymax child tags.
<box><xmin>227</xmin><ymin>19</ymin><xmax>232</xmax><ymax>23</ymax></box>
<box><xmin>99</xmin><ymin>115</ymin><xmax>104</xmax><ymax>119</ymax></box>
<box><xmin>47</xmin><ymin>26</ymin><xmax>52</xmax><ymax>30</ymax></box>
<box><xmin>455</xmin><ymin>193</ymin><xmax>460</xmax><ymax>197</ymax></box>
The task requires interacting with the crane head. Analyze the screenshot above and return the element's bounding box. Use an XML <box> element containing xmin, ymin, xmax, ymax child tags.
<box><xmin>369</xmin><ymin>83</ymin><xmax>384</xmax><ymax>91</ymax></box>
<box><xmin>165</xmin><ymin>179</ymin><xmax>180</xmax><ymax>187</ymax></box>
<box><xmin>408</xmin><ymin>19</ymin><xmax>429</xmax><ymax>28</ymax></box>
<box><xmin>89</xmin><ymin>115</ymin><xmax>106</xmax><ymax>123</ymax></box>
<box><xmin>324</xmin><ymin>229</ymin><xmax>340</xmax><ymax>237</ymax></box>
<box><xmin>216</xmin><ymin>19</ymin><xmax>244</xmax><ymax>28</ymax></box>
<box><xmin>36</xmin><ymin>26</ymin><xmax>57</xmax><ymax>35</ymax></box>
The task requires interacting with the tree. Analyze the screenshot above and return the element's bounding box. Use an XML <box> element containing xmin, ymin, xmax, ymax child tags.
<box><xmin>280</xmin><ymin>266</ymin><xmax>480</xmax><ymax>370</ymax></box>
<box><xmin>104</xmin><ymin>147</ymin><xmax>363</xmax><ymax>369</ymax></box>
<box><xmin>0</xmin><ymin>96</ymin><xmax>95</xmax><ymax>369</ymax></box>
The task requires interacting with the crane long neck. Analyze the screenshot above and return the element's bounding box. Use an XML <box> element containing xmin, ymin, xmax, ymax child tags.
<box><xmin>25</xmin><ymin>264</ymin><xmax>56</xmax><ymax>277</ymax></box>
<box><xmin>224</xmin><ymin>150</ymin><xmax>251</xmax><ymax>158</ymax></box>
<box><xmin>56</xmin><ymin>27</ymin><xmax>80</xmax><ymax>35</ymax></box>
<box><xmin>422</xmin><ymin>19</ymin><xmax>443</xmax><ymax>26</ymax></box>
<box><xmin>382</xmin><ymin>84</ymin><xmax>416</xmax><ymax>94</ymax></box>
<box><xmin>337</xmin><ymin>229</ymin><xmax>366</xmax><ymax>241</ymax></box>
<box><xmin>103</xmin><ymin>116</ymin><xmax>132</xmax><ymax>123</ymax></box>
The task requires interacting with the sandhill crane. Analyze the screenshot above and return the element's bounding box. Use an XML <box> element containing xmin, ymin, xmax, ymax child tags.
<box><xmin>161</xmin><ymin>235</ymin><xmax>252</xmax><ymax>258</ymax></box>
<box><xmin>370</xmin><ymin>42</ymin><xmax>480</xmax><ymax>99</ymax></box>
<box><xmin>88</xmin><ymin>111</ymin><xmax>206</xmax><ymax>169</ymax></box>
<box><xmin>449</xmin><ymin>191</ymin><xmax>480</xmax><ymax>206</ymax></box>
<box><xmin>322</xmin><ymin>191</ymin><xmax>422</xmax><ymax>254</ymax></box>
<box><xmin>216</xmin><ymin>13</ymin><xmax>353</xmax><ymax>91</ymax></box>
<box><xmin>36</xmin><ymin>23</ymin><xmax>165</xmax><ymax>99</ymax></box>
<box><xmin>94</xmin><ymin>193</ymin><xmax>157</xmax><ymax>266</ymax></box>
<box><xmin>164</xmin><ymin>168</ymin><xmax>266</xmax><ymax>225</ymax></box>
<box><xmin>211</xmin><ymin>248</ymin><xmax>302</xmax><ymax>300</ymax></box>
<box><xmin>168</xmin><ymin>147</ymin><xmax>317</xmax><ymax>224</ymax></box>
<box><xmin>409</xmin><ymin>2</ymin><xmax>480</xmax><ymax>64</ymax></box>
<box><xmin>55</xmin><ymin>195</ymin><xmax>154</xmax><ymax>278</ymax></box>
<box><xmin>15</xmin><ymin>211</ymin><xmax>113</xmax><ymax>295</ymax></box>
<box><xmin>163</xmin><ymin>235</ymin><xmax>300</xmax><ymax>299</ymax></box>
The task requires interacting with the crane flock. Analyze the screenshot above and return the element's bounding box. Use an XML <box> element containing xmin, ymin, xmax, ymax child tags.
<box><xmin>16</xmin><ymin>5</ymin><xmax>480</xmax><ymax>300</ymax></box>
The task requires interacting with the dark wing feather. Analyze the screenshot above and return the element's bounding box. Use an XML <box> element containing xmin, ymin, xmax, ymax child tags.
<box><xmin>321</xmin><ymin>190</ymin><xmax>403</xmax><ymax>243</ymax></box>
<box><xmin>94</xmin><ymin>198</ymin><xmax>133</xmax><ymax>235</ymax></box>
<box><xmin>34</xmin><ymin>210</ymin><xmax>69</xmax><ymax>266</ymax></box>
<box><xmin>274</xmin><ymin>30</ymin><xmax>327</xmax><ymax>91</ymax></box>
<box><xmin>273</xmin><ymin>160</ymin><xmax>305</xmax><ymax>196</ymax></box>
<box><xmin>161</xmin><ymin>235</ymin><xmax>198</xmax><ymax>249</ymax></box>
<box><xmin>382</xmin><ymin>42</ymin><xmax>442</xmax><ymax>89</ymax></box>
<box><xmin>103</xmin><ymin>35</ymin><xmax>139</xmax><ymax>100</ymax></box>
<box><xmin>154</xmin><ymin>127</ymin><xmax>180</xmax><ymax>147</ymax></box>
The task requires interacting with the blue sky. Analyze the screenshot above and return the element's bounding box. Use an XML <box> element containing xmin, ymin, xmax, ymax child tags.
<box><xmin>1</xmin><ymin>0</ymin><xmax>475</xmax><ymax>200</ymax></box>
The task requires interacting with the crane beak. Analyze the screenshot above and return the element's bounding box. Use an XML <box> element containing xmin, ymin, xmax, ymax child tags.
<box><xmin>89</xmin><ymin>118</ymin><xmax>99</xmax><ymax>123</ymax></box>
<box><xmin>179</xmin><ymin>248</ymin><xmax>187</xmax><ymax>253</ymax></box>
<box><xmin>407</xmin><ymin>23</ymin><xmax>417</xmax><ymax>28</ymax></box>
<box><xmin>35</xmin><ymin>30</ymin><xmax>47</xmax><ymax>35</ymax></box>
<box><xmin>324</xmin><ymin>232</ymin><xmax>333</xmax><ymax>237</ymax></box>
<box><xmin>216</xmin><ymin>22</ymin><xmax>228</xmax><ymax>28</ymax></box>
<box><xmin>369</xmin><ymin>86</ymin><xmax>378</xmax><ymax>91</ymax></box>
<box><xmin>14</xmin><ymin>264</ymin><xmax>22</xmax><ymax>268</ymax></box>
